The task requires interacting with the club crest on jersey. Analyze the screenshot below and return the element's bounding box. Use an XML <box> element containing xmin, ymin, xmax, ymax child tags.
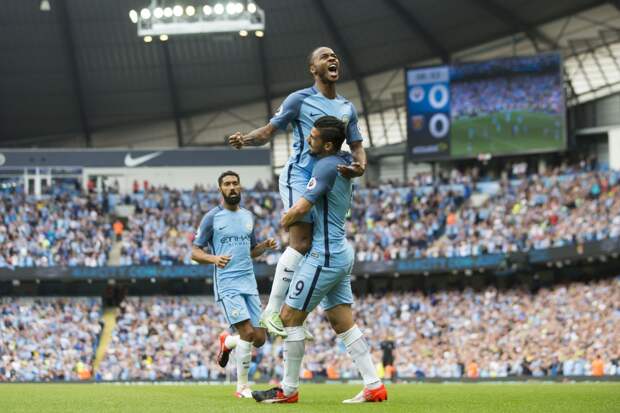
<box><xmin>246</xmin><ymin>222</ymin><xmax>252</xmax><ymax>231</ymax></box>
<box><xmin>341</xmin><ymin>115</ymin><xmax>350</xmax><ymax>126</ymax></box>
<box><xmin>275</xmin><ymin>105</ymin><xmax>283</xmax><ymax>116</ymax></box>
<box><xmin>307</xmin><ymin>177</ymin><xmax>317</xmax><ymax>190</ymax></box>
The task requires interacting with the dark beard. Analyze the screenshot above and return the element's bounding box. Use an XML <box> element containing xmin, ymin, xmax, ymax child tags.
<box><xmin>224</xmin><ymin>194</ymin><xmax>241</xmax><ymax>205</ymax></box>
<box><xmin>318</xmin><ymin>71</ymin><xmax>336</xmax><ymax>84</ymax></box>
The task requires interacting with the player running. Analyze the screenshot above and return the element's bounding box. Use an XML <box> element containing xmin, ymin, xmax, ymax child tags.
<box><xmin>251</xmin><ymin>116</ymin><xmax>387</xmax><ymax>404</ymax></box>
<box><xmin>228</xmin><ymin>46</ymin><xmax>367</xmax><ymax>338</ymax></box>
<box><xmin>191</xmin><ymin>171</ymin><xmax>277</xmax><ymax>398</ymax></box>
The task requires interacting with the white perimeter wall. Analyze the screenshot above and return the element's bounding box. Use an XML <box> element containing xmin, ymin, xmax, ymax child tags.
<box><xmin>608</xmin><ymin>128</ymin><xmax>620</xmax><ymax>171</ymax></box>
<box><xmin>378</xmin><ymin>156</ymin><xmax>432</xmax><ymax>182</ymax></box>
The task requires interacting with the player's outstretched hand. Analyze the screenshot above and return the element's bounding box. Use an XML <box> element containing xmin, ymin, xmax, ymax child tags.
<box><xmin>214</xmin><ymin>255</ymin><xmax>232</xmax><ymax>268</ymax></box>
<box><xmin>337</xmin><ymin>162</ymin><xmax>365</xmax><ymax>178</ymax></box>
<box><xmin>228</xmin><ymin>132</ymin><xmax>244</xmax><ymax>149</ymax></box>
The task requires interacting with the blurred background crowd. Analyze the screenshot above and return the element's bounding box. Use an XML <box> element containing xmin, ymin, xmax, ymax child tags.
<box><xmin>0</xmin><ymin>297</ymin><xmax>102</xmax><ymax>381</ymax></box>
<box><xmin>2</xmin><ymin>163</ymin><xmax>619</xmax><ymax>268</ymax></box>
<box><xmin>451</xmin><ymin>74</ymin><xmax>564</xmax><ymax>119</ymax></box>
<box><xmin>2</xmin><ymin>278</ymin><xmax>618</xmax><ymax>382</ymax></box>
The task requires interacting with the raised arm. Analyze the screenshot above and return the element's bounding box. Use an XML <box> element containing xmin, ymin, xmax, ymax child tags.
<box><xmin>229</xmin><ymin>90</ymin><xmax>304</xmax><ymax>149</ymax></box>
<box><xmin>228</xmin><ymin>123</ymin><xmax>278</xmax><ymax>149</ymax></box>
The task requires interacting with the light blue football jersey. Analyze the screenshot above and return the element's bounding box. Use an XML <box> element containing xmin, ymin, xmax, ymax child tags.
<box><xmin>193</xmin><ymin>206</ymin><xmax>257</xmax><ymax>298</ymax></box>
<box><xmin>301</xmin><ymin>152</ymin><xmax>354</xmax><ymax>268</ymax></box>
<box><xmin>270</xmin><ymin>86</ymin><xmax>364</xmax><ymax>178</ymax></box>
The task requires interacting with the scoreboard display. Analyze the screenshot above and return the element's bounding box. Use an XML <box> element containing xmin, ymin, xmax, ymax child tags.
<box><xmin>406</xmin><ymin>66</ymin><xmax>452</xmax><ymax>159</ymax></box>
<box><xmin>405</xmin><ymin>53</ymin><xmax>566</xmax><ymax>160</ymax></box>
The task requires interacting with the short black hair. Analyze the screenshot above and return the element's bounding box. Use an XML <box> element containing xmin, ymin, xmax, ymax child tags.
<box><xmin>314</xmin><ymin>116</ymin><xmax>346</xmax><ymax>151</ymax></box>
<box><xmin>218</xmin><ymin>170</ymin><xmax>240</xmax><ymax>187</ymax></box>
<box><xmin>308</xmin><ymin>46</ymin><xmax>335</xmax><ymax>67</ymax></box>
<box><xmin>307</xmin><ymin>47</ymin><xmax>321</xmax><ymax>67</ymax></box>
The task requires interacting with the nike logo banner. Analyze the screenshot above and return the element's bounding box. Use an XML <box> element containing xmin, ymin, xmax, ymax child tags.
<box><xmin>124</xmin><ymin>152</ymin><xmax>163</xmax><ymax>167</ymax></box>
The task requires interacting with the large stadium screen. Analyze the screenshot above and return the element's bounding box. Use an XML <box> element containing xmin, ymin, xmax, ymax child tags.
<box><xmin>406</xmin><ymin>53</ymin><xmax>566</xmax><ymax>160</ymax></box>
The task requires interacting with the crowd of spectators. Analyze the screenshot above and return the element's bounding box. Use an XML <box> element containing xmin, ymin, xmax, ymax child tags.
<box><xmin>352</xmin><ymin>278</ymin><xmax>619</xmax><ymax>379</ymax></box>
<box><xmin>97</xmin><ymin>296</ymin><xmax>224</xmax><ymax>381</ymax></box>
<box><xmin>450</xmin><ymin>74</ymin><xmax>564</xmax><ymax>119</ymax></box>
<box><xmin>95</xmin><ymin>277</ymin><xmax>619</xmax><ymax>381</ymax></box>
<box><xmin>349</xmin><ymin>185</ymin><xmax>466</xmax><ymax>261</ymax></box>
<box><xmin>2</xmin><ymin>163</ymin><xmax>620</xmax><ymax>267</ymax></box>
<box><xmin>0</xmin><ymin>297</ymin><xmax>102</xmax><ymax>382</ymax></box>
<box><xmin>1</xmin><ymin>278</ymin><xmax>617</xmax><ymax>382</ymax></box>
<box><xmin>119</xmin><ymin>167</ymin><xmax>620</xmax><ymax>263</ymax></box>
<box><xmin>118</xmin><ymin>187</ymin><xmax>281</xmax><ymax>265</ymax></box>
<box><xmin>435</xmin><ymin>171</ymin><xmax>620</xmax><ymax>257</ymax></box>
<box><xmin>116</xmin><ymin>181</ymin><xmax>467</xmax><ymax>265</ymax></box>
<box><xmin>0</xmin><ymin>191</ymin><xmax>113</xmax><ymax>268</ymax></box>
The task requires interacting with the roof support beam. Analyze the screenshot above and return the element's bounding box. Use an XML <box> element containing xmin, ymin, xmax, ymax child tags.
<box><xmin>161</xmin><ymin>41</ymin><xmax>184</xmax><ymax>148</ymax></box>
<box><xmin>56</xmin><ymin>0</ymin><xmax>91</xmax><ymax>147</ymax></box>
<box><xmin>469</xmin><ymin>0</ymin><xmax>558</xmax><ymax>49</ymax></box>
<box><xmin>256</xmin><ymin>37</ymin><xmax>278</xmax><ymax>181</ymax></box>
<box><xmin>468</xmin><ymin>0</ymin><xmax>584</xmax><ymax>99</ymax></box>
<box><xmin>382</xmin><ymin>0</ymin><xmax>451</xmax><ymax>63</ymax></box>
<box><xmin>315</xmin><ymin>0</ymin><xmax>374</xmax><ymax>146</ymax></box>
<box><xmin>257</xmin><ymin>39</ymin><xmax>273</xmax><ymax>121</ymax></box>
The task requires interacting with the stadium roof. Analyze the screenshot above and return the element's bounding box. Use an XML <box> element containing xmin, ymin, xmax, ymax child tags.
<box><xmin>0</xmin><ymin>0</ymin><xmax>608</xmax><ymax>146</ymax></box>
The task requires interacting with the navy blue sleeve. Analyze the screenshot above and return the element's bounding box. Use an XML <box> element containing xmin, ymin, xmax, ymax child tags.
<box><xmin>270</xmin><ymin>90</ymin><xmax>306</xmax><ymax>130</ymax></box>
<box><xmin>346</xmin><ymin>104</ymin><xmax>364</xmax><ymax>144</ymax></box>
<box><xmin>250</xmin><ymin>214</ymin><xmax>257</xmax><ymax>250</ymax></box>
<box><xmin>193</xmin><ymin>211</ymin><xmax>215</xmax><ymax>249</ymax></box>
<box><xmin>302</xmin><ymin>157</ymin><xmax>339</xmax><ymax>204</ymax></box>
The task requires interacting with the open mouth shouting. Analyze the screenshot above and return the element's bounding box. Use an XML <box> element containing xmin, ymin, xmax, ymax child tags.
<box><xmin>326</xmin><ymin>61</ymin><xmax>340</xmax><ymax>80</ymax></box>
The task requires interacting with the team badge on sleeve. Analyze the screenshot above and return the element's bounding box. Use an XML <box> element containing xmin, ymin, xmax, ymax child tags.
<box><xmin>307</xmin><ymin>177</ymin><xmax>317</xmax><ymax>190</ymax></box>
<box><xmin>275</xmin><ymin>105</ymin><xmax>283</xmax><ymax>116</ymax></box>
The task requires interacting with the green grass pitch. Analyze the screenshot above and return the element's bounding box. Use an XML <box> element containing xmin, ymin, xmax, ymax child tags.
<box><xmin>450</xmin><ymin>110</ymin><xmax>565</xmax><ymax>158</ymax></box>
<box><xmin>0</xmin><ymin>383</ymin><xmax>619</xmax><ymax>413</ymax></box>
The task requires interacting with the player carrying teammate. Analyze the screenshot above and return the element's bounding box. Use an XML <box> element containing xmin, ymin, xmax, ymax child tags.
<box><xmin>251</xmin><ymin>116</ymin><xmax>387</xmax><ymax>404</ymax></box>
<box><xmin>191</xmin><ymin>171</ymin><xmax>277</xmax><ymax>398</ymax></box>
<box><xmin>228</xmin><ymin>46</ymin><xmax>367</xmax><ymax>338</ymax></box>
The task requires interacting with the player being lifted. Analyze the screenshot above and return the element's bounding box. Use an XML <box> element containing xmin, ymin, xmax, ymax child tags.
<box><xmin>228</xmin><ymin>46</ymin><xmax>367</xmax><ymax>337</ymax></box>
<box><xmin>252</xmin><ymin>116</ymin><xmax>387</xmax><ymax>404</ymax></box>
<box><xmin>191</xmin><ymin>171</ymin><xmax>277</xmax><ymax>398</ymax></box>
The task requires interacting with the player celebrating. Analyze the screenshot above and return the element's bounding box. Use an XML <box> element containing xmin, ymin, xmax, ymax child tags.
<box><xmin>191</xmin><ymin>171</ymin><xmax>277</xmax><ymax>398</ymax></box>
<box><xmin>251</xmin><ymin>116</ymin><xmax>387</xmax><ymax>404</ymax></box>
<box><xmin>228</xmin><ymin>46</ymin><xmax>367</xmax><ymax>337</ymax></box>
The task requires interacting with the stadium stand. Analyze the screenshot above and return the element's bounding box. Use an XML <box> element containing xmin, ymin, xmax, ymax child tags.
<box><xmin>0</xmin><ymin>297</ymin><xmax>102</xmax><ymax>382</ymax></box>
<box><xmin>0</xmin><ymin>191</ymin><xmax>113</xmax><ymax>268</ymax></box>
<box><xmin>93</xmin><ymin>278</ymin><xmax>620</xmax><ymax>381</ymax></box>
<box><xmin>3</xmin><ymin>165</ymin><xmax>619</xmax><ymax>268</ymax></box>
<box><xmin>97</xmin><ymin>296</ymin><xmax>223</xmax><ymax>381</ymax></box>
<box><xmin>3</xmin><ymin>2</ymin><xmax>620</xmax><ymax>412</ymax></box>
